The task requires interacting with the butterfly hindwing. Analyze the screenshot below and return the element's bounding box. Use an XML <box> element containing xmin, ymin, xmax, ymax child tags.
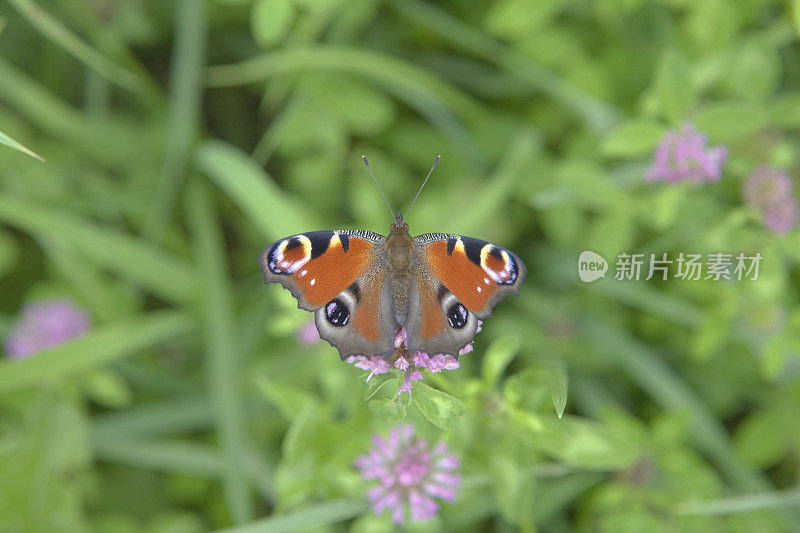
<box><xmin>404</xmin><ymin>273</ymin><xmax>481</xmax><ymax>356</ymax></box>
<box><xmin>313</xmin><ymin>270</ymin><xmax>397</xmax><ymax>359</ymax></box>
<box><xmin>415</xmin><ymin>233</ymin><xmax>526</xmax><ymax>318</ymax></box>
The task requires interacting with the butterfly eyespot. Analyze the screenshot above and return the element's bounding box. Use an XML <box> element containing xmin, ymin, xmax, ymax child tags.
<box><xmin>325</xmin><ymin>298</ymin><xmax>350</xmax><ymax>327</ymax></box>
<box><xmin>446</xmin><ymin>302</ymin><xmax>468</xmax><ymax>329</ymax></box>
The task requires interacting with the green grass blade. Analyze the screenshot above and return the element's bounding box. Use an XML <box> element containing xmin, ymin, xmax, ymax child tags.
<box><xmin>675</xmin><ymin>487</ymin><xmax>800</xmax><ymax>516</ymax></box>
<box><xmin>0</xmin><ymin>127</ymin><xmax>44</xmax><ymax>161</ymax></box>
<box><xmin>213</xmin><ymin>499</ymin><xmax>368</xmax><ymax>533</ymax></box>
<box><xmin>93</xmin><ymin>436</ymin><xmax>223</xmax><ymax>477</ymax></box>
<box><xmin>187</xmin><ymin>181</ymin><xmax>253</xmax><ymax>523</ymax></box>
<box><xmin>92</xmin><ymin>397</ymin><xmax>213</xmax><ymax>438</ymax></box>
<box><xmin>0</xmin><ymin>195</ymin><xmax>196</xmax><ymax>303</ymax></box>
<box><xmin>7</xmin><ymin>0</ymin><xmax>148</xmax><ymax>95</ymax></box>
<box><xmin>196</xmin><ymin>140</ymin><xmax>321</xmax><ymax>239</ymax></box>
<box><xmin>0</xmin><ymin>311</ymin><xmax>194</xmax><ymax>394</ymax></box>
<box><xmin>141</xmin><ymin>0</ymin><xmax>207</xmax><ymax>240</ymax></box>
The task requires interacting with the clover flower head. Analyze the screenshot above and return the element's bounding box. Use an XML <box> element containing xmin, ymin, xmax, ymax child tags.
<box><xmin>743</xmin><ymin>165</ymin><xmax>799</xmax><ymax>234</ymax></box>
<box><xmin>355</xmin><ymin>425</ymin><xmax>461</xmax><ymax>524</ymax></box>
<box><xmin>646</xmin><ymin>123</ymin><xmax>728</xmax><ymax>183</ymax></box>
<box><xmin>346</xmin><ymin>322</ymin><xmax>480</xmax><ymax>395</ymax></box>
<box><xmin>763</xmin><ymin>197</ymin><xmax>799</xmax><ymax>234</ymax></box>
<box><xmin>4</xmin><ymin>299</ymin><xmax>90</xmax><ymax>359</ymax></box>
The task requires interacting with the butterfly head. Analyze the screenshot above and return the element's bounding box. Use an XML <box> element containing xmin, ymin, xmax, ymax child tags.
<box><xmin>390</xmin><ymin>211</ymin><xmax>409</xmax><ymax>235</ymax></box>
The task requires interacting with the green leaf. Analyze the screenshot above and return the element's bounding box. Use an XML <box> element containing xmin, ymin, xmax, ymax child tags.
<box><xmin>323</xmin><ymin>78</ymin><xmax>397</xmax><ymax>135</ymax></box>
<box><xmin>490</xmin><ymin>454</ymin><xmax>536</xmax><ymax>527</ymax></box>
<box><xmin>518</xmin><ymin>414</ymin><xmax>641</xmax><ymax>470</ymax></box>
<box><xmin>411</xmin><ymin>382</ymin><xmax>466</xmax><ymax>430</ymax></box>
<box><xmin>195</xmin><ymin>140</ymin><xmax>321</xmax><ymax>240</ymax></box>
<box><xmin>0</xmin><ymin>228</ymin><xmax>20</xmax><ymax>279</ymax></box>
<box><xmin>484</xmin><ymin>0</ymin><xmax>561</xmax><ymax>39</ymax></box>
<box><xmin>368</xmin><ymin>392</ymin><xmax>410</xmax><ymax>422</ymax></box>
<box><xmin>693</xmin><ymin>101</ymin><xmax>767</xmax><ymax>142</ymax></box>
<box><xmin>584</xmin><ymin>207</ymin><xmax>634</xmax><ymax>258</ymax></box>
<box><xmin>545</xmin><ymin>360</ymin><xmax>568</xmax><ymax>418</ymax></box>
<box><xmin>257</xmin><ymin>376</ymin><xmax>314</xmax><ymax>419</ymax></box>
<box><xmin>363</xmin><ymin>373</ymin><xmax>396</xmax><ymax>401</ymax></box>
<box><xmin>735</xmin><ymin>407</ymin><xmax>792</xmax><ymax>468</ymax></box>
<box><xmin>81</xmin><ymin>369</ymin><xmax>134</xmax><ymax>409</ymax></box>
<box><xmin>481</xmin><ymin>335</ymin><xmax>521</xmax><ymax>387</ymax></box>
<box><xmin>768</xmin><ymin>92</ymin><xmax>800</xmax><ymax>128</ymax></box>
<box><xmin>689</xmin><ymin>311</ymin><xmax>731</xmax><ymax>362</ymax></box>
<box><xmin>655</xmin><ymin>49</ymin><xmax>694</xmax><ymax>123</ymax></box>
<box><xmin>721</xmin><ymin>38</ymin><xmax>780</xmax><ymax>100</ymax></box>
<box><xmin>685</xmin><ymin>0</ymin><xmax>740</xmax><ymax>52</ymax></box>
<box><xmin>602</xmin><ymin>119</ymin><xmax>666</xmax><ymax>157</ymax></box>
<box><xmin>0</xmin><ymin>126</ymin><xmax>44</xmax><ymax>161</ymax></box>
<box><xmin>0</xmin><ymin>393</ymin><xmax>91</xmax><ymax>531</ymax></box>
<box><xmin>251</xmin><ymin>0</ymin><xmax>294</xmax><ymax>48</ymax></box>
<box><xmin>0</xmin><ymin>311</ymin><xmax>194</xmax><ymax>394</ymax></box>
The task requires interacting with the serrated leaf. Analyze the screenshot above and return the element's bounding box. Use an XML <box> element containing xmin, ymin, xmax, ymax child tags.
<box><xmin>411</xmin><ymin>382</ymin><xmax>466</xmax><ymax>430</ymax></box>
<box><xmin>481</xmin><ymin>335</ymin><xmax>521</xmax><ymax>387</ymax></box>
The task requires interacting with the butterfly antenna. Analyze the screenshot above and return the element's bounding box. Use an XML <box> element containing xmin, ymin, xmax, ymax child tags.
<box><xmin>404</xmin><ymin>155</ymin><xmax>440</xmax><ymax>222</ymax></box>
<box><xmin>362</xmin><ymin>155</ymin><xmax>396</xmax><ymax>220</ymax></box>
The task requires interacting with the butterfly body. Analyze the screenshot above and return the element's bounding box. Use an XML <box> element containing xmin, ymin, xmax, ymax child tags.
<box><xmin>260</xmin><ymin>220</ymin><xmax>526</xmax><ymax>360</ymax></box>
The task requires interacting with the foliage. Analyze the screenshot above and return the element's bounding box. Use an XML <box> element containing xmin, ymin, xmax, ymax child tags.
<box><xmin>1</xmin><ymin>0</ymin><xmax>800</xmax><ymax>531</ymax></box>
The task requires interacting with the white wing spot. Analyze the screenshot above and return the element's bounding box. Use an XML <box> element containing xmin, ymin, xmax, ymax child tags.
<box><xmin>310</xmin><ymin>278</ymin><xmax>316</xmax><ymax>286</ymax></box>
<box><xmin>299</xmin><ymin>269</ymin><xmax>307</xmax><ymax>277</ymax></box>
<box><xmin>477</xmin><ymin>286</ymin><xmax>482</xmax><ymax>293</ymax></box>
<box><xmin>484</xmin><ymin>277</ymin><xmax>490</xmax><ymax>285</ymax></box>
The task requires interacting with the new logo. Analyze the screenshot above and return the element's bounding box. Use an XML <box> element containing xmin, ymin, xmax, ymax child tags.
<box><xmin>578</xmin><ymin>251</ymin><xmax>608</xmax><ymax>282</ymax></box>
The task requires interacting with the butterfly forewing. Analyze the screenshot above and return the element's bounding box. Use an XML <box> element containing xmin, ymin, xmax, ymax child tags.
<box><xmin>414</xmin><ymin>233</ymin><xmax>526</xmax><ymax>318</ymax></box>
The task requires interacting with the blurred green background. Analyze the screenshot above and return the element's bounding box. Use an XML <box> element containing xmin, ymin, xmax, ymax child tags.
<box><xmin>2</xmin><ymin>0</ymin><xmax>800</xmax><ymax>531</ymax></box>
